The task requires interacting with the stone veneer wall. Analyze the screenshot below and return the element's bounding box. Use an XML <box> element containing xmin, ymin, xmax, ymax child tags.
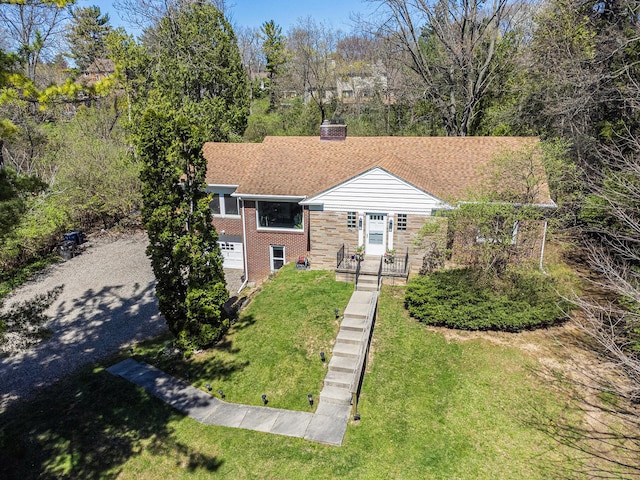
<box><xmin>308</xmin><ymin>211</ymin><xmax>360</xmax><ymax>269</ymax></box>
<box><xmin>309</xmin><ymin>211</ymin><xmax>449</xmax><ymax>274</ymax></box>
<box><xmin>393</xmin><ymin>215</ymin><xmax>449</xmax><ymax>276</ymax></box>
<box><xmin>243</xmin><ymin>201</ymin><xmax>310</xmax><ymax>282</ymax></box>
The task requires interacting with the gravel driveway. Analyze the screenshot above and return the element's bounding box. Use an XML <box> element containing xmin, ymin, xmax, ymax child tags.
<box><xmin>0</xmin><ymin>232</ymin><xmax>166</xmax><ymax>412</ymax></box>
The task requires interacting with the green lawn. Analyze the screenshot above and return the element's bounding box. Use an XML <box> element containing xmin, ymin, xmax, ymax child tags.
<box><xmin>0</xmin><ymin>266</ymin><xmax>582</xmax><ymax>479</ymax></box>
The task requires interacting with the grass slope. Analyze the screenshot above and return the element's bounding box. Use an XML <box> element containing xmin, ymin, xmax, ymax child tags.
<box><xmin>1</xmin><ymin>267</ymin><xmax>579</xmax><ymax>479</ymax></box>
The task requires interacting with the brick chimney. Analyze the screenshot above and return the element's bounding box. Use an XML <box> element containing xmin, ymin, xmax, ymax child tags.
<box><xmin>320</xmin><ymin>119</ymin><xmax>347</xmax><ymax>141</ymax></box>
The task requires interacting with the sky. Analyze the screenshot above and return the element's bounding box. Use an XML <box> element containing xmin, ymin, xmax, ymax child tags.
<box><xmin>87</xmin><ymin>0</ymin><xmax>377</xmax><ymax>36</ymax></box>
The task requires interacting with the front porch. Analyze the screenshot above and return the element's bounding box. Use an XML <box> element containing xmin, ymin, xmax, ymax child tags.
<box><xmin>335</xmin><ymin>244</ymin><xmax>410</xmax><ymax>287</ymax></box>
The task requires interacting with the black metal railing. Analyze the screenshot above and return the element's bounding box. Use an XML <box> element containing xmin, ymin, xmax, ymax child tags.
<box><xmin>336</xmin><ymin>244</ymin><xmax>359</xmax><ymax>270</ymax></box>
<box><xmin>381</xmin><ymin>248</ymin><xmax>410</xmax><ymax>275</ymax></box>
<box><xmin>337</xmin><ymin>243</ymin><xmax>345</xmax><ymax>268</ymax></box>
<box><xmin>377</xmin><ymin>256</ymin><xmax>383</xmax><ymax>289</ymax></box>
<box><xmin>355</xmin><ymin>256</ymin><xmax>362</xmax><ymax>288</ymax></box>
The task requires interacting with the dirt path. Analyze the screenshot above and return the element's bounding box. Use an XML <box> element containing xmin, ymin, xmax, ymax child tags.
<box><xmin>0</xmin><ymin>231</ymin><xmax>166</xmax><ymax>412</ymax></box>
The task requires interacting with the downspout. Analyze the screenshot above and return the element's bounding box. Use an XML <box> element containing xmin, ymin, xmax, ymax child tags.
<box><xmin>539</xmin><ymin>220</ymin><xmax>548</xmax><ymax>275</ymax></box>
<box><xmin>237</xmin><ymin>197</ymin><xmax>249</xmax><ymax>294</ymax></box>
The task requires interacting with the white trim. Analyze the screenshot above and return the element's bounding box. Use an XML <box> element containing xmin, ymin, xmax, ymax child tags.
<box><xmin>233</xmin><ymin>193</ymin><xmax>306</xmax><ymax>202</ymax></box>
<box><xmin>206</xmin><ymin>184</ymin><xmax>239</xmax><ymax>189</ymax></box>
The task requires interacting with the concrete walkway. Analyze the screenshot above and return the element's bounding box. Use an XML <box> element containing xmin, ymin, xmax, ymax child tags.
<box><xmin>107</xmin><ymin>288</ymin><xmax>379</xmax><ymax>446</ymax></box>
<box><xmin>107</xmin><ymin>358</ymin><xmax>351</xmax><ymax>445</ymax></box>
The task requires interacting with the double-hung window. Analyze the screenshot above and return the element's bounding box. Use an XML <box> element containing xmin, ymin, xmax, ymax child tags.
<box><xmin>209</xmin><ymin>190</ymin><xmax>239</xmax><ymax>217</ymax></box>
<box><xmin>476</xmin><ymin>218</ymin><xmax>519</xmax><ymax>245</ymax></box>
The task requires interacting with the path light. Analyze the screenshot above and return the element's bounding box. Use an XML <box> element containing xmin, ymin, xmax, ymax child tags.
<box><xmin>206</xmin><ymin>383</ymin><xmax>212</xmax><ymax>391</ymax></box>
<box><xmin>261</xmin><ymin>394</ymin><xmax>268</xmax><ymax>405</ymax></box>
<box><xmin>307</xmin><ymin>394</ymin><xmax>313</xmax><ymax>406</ymax></box>
<box><xmin>334</xmin><ymin>308</ymin><xmax>339</xmax><ymax>319</ymax></box>
<box><xmin>218</xmin><ymin>389</ymin><xmax>225</xmax><ymax>399</ymax></box>
<box><xmin>354</xmin><ymin>413</ymin><xmax>361</xmax><ymax>421</ymax></box>
<box><xmin>320</xmin><ymin>351</ymin><xmax>326</xmax><ymax>362</ymax></box>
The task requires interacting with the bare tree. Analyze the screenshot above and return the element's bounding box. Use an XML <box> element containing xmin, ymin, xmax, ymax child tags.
<box><xmin>237</xmin><ymin>25</ymin><xmax>264</xmax><ymax>81</ymax></box>
<box><xmin>236</xmin><ymin>25</ymin><xmax>264</xmax><ymax>112</ymax></box>
<box><xmin>113</xmin><ymin>0</ymin><xmax>228</xmax><ymax>31</ymax></box>
<box><xmin>285</xmin><ymin>18</ymin><xmax>342</xmax><ymax>121</ymax></box>
<box><xmin>369</xmin><ymin>0</ymin><xmax>525</xmax><ymax>136</ymax></box>
<box><xmin>0</xmin><ymin>1</ymin><xmax>69</xmax><ymax>82</ymax></box>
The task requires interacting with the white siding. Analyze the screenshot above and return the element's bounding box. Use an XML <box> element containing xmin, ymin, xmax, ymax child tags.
<box><xmin>305</xmin><ymin>168</ymin><xmax>447</xmax><ymax>214</ymax></box>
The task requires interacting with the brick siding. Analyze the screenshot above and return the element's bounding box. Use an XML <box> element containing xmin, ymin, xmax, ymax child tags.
<box><xmin>211</xmin><ymin>217</ymin><xmax>243</xmax><ymax>237</ymax></box>
<box><xmin>242</xmin><ymin>201</ymin><xmax>310</xmax><ymax>282</ymax></box>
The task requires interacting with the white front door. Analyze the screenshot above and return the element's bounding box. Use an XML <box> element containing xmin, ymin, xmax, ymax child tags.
<box><xmin>366</xmin><ymin>214</ymin><xmax>387</xmax><ymax>255</ymax></box>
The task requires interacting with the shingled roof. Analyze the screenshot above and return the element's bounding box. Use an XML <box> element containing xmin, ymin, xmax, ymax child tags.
<box><xmin>203</xmin><ymin>136</ymin><xmax>553</xmax><ymax>205</ymax></box>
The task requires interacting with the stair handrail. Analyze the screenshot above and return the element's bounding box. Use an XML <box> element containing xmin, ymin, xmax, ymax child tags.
<box><xmin>355</xmin><ymin>255</ymin><xmax>361</xmax><ymax>289</ymax></box>
<box><xmin>377</xmin><ymin>256</ymin><xmax>383</xmax><ymax>290</ymax></box>
<box><xmin>337</xmin><ymin>243</ymin><xmax>345</xmax><ymax>269</ymax></box>
<box><xmin>403</xmin><ymin>248</ymin><xmax>409</xmax><ymax>274</ymax></box>
<box><xmin>349</xmin><ymin>291</ymin><xmax>378</xmax><ymax>416</ymax></box>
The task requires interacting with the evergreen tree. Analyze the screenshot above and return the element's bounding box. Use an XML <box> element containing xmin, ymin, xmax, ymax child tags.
<box><xmin>260</xmin><ymin>20</ymin><xmax>286</xmax><ymax>111</ymax></box>
<box><xmin>131</xmin><ymin>3</ymin><xmax>249</xmax><ymax>352</ymax></box>
<box><xmin>66</xmin><ymin>5</ymin><xmax>112</xmax><ymax>71</ymax></box>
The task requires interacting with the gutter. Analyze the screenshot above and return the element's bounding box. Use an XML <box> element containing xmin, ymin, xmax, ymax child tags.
<box><xmin>539</xmin><ymin>220</ymin><xmax>549</xmax><ymax>275</ymax></box>
<box><xmin>237</xmin><ymin>197</ymin><xmax>249</xmax><ymax>294</ymax></box>
<box><xmin>231</xmin><ymin>193</ymin><xmax>306</xmax><ymax>202</ymax></box>
<box><xmin>457</xmin><ymin>200</ymin><xmax>557</xmax><ymax>209</ymax></box>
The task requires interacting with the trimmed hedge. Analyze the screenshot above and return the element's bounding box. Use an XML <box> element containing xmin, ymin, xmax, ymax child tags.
<box><xmin>405</xmin><ymin>268</ymin><xmax>570</xmax><ymax>332</ymax></box>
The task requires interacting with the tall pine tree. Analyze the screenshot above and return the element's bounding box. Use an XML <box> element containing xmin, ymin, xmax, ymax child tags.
<box><xmin>66</xmin><ymin>6</ymin><xmax>112</xmax><ymax>71</ymax></box>
<box><xmin>260</xmin><ymin>20</ymin><xmax>286</xmax><ymax>111</ymax></box>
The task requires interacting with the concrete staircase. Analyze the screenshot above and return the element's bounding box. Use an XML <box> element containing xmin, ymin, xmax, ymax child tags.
<box><xmin>320</xmin><ymin>290</ymin><xmax>378</xmax><ymax>409</ymax></box>
<box><xmin>356</xmin><ymin>255</ymin><xmax>382</xmax><ymax>292</ymax></box>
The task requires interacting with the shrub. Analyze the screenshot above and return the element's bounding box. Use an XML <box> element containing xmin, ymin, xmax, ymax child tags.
<box><xmin>405</xmin><ymin>268</ymin><xmax>570</xmax><ymax>331</ymax></box>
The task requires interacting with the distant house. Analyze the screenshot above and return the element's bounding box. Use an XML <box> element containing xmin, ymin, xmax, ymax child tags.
<box><xmin>203</xmin><ymin>122</ymin><xmax>555</xmax><ymax>285</ymax></box>
<box><xmin>79</xmin><ymin>58</ymin><xmax>115</xmax><ymax>86</ymax></box>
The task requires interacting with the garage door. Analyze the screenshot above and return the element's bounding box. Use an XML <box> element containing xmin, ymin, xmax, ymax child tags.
<box><xmin>218</xmin><ymin>242</ymin><xmax>243</xmax><ymax>269</ymax></box>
